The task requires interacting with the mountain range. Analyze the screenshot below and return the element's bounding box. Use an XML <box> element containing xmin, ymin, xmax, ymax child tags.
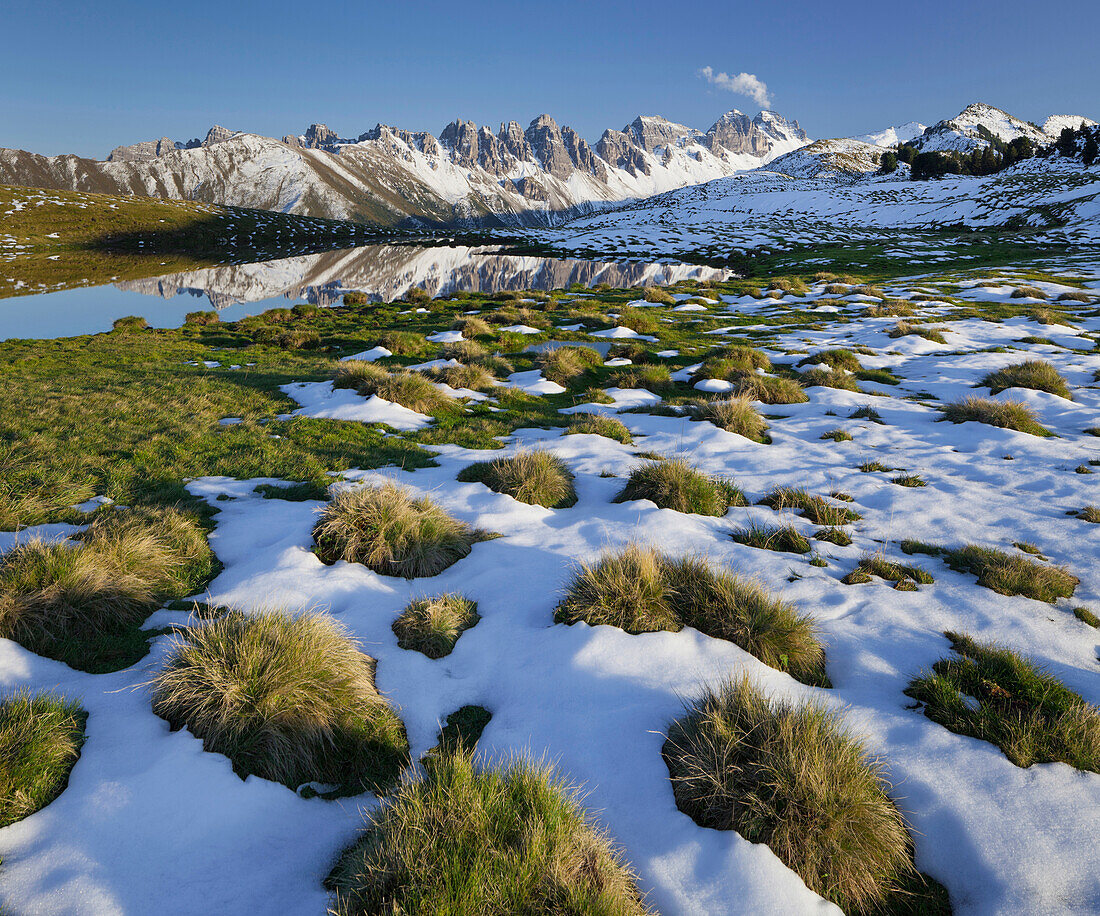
<box><xmin>0</xmin><ymin>110</ymin><xmax>807</xmax><ymax>228</ymax></box>
<box><xmin>0</xmin><ymin>103</ymin><xmax>1093</xmax><ymax>231</ymax></box>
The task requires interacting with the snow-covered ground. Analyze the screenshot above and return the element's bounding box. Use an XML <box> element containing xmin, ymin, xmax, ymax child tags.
<box><xmin>1</xmin><ymin>266</ymin><xmax>1098</xmax><ymax>915</ymax></box>
<box><xmin>528</xmin><ymin>157</ymin><xmax>1100</xmax><ymax>263</ymax></box>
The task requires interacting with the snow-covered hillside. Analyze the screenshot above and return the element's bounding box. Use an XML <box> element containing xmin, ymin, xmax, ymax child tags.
<box><xmin>914</xmin><ymin>103</ymin><xmax>1051</xmax><ymax>153</ymax></box>
<box><xmin>854</xmin><ymin>122</ymin><xmax>926</xmax><ymax>147</ymax></box>
<box><xmin>531</xmin><ymin>155</ymin><xmax>1100</xmax><ymax>263</ymax></box>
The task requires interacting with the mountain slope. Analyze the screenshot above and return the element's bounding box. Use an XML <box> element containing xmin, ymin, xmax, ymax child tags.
<box><xmin>0</xmin><ymin>111</ymin><xmax>809</xmax><ymax>229</ymax></box>
<box><xmin>913</xmin><ymin>103</ymin><xmax>1050</xmax><ymax>153</ymax></box>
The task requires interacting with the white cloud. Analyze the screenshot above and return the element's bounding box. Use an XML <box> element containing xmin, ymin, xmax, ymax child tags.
<box><xmin>698</xmin><ymin>66</ymin><xmax>772</xmax><ymax>108</ymax></box>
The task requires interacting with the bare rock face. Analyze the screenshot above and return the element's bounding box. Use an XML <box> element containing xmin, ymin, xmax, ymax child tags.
<box><xmin>512</xmin><ymin>175</ymin><xmax>549</xmax><ymax>201</ymax></box>
<box><xmin>203</xmin><ymin>125</ymin><xmax>238</xmax><ymax>147</ymax></box>
<box><xmin>358</xmin><ymin>125</ymin><xmax>441</xmax><ymax>157</ymax></box>
<box><xmin>596</xmin><ymin>129</ymin><xmax>651</xmax><ymax>176</ymax></box>
<box><xmin>626</xmin><ymin>116</ymin><xmax>703</xmax><ymax>153</ymax></box>
<box><xmin>524</xmin><ymin>114</ymin><xmax>604</xmax><ymax>180</ymax></box>
<box><xmin>498</xmin><ymin>120</ymin><xmax>532</xmax><ymax>162</ymax></box>
<box><xmin>439</xmin><ymin>119</ymin><xmax>481</xmax><ymax>169</ymax></box>
<box><xmin>106</xmin><ymin>137</ymin><xmax>178</xmax><ymax>162</ymax></box>
<box><xmin>704</xmin><ymin>110</ymin><xmax>807</xmax><ymax>157</ymax></box>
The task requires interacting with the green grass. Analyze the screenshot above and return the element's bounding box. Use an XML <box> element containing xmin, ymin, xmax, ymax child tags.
<box><xmin>980</xmin><ymin>360</ymin><xmax>1072</xmax><ymax>399</ymax></box>
<box><xmin>0</xmin><ymin>184</ymin><xmax>384</xmax><ymax>297</ymax></box>
<box><xmin>0</xmin><ymin>691</ymin><xmax>87</xmax><ymax>828</ymax></box>
<box><xmin>613</xmin><ymin>459</ymin><xmax>745</xmax><ymax>516</ymax></box>
<box><xmin>906</xmin><ymin>632</ymin><xmax>1100</xmax><ymax>771</ymax></box>
<box><xmin>326</xmin><ymin>750</ymin><xmax>654</xmax><ymax>915</ymax></box>
<box><xmin>554</xmin><ymin>545</ymin><xmax>825</xmax><ymax>683</ymax></box>
<box><xmin>663</xmin><ymin>676</ymin><xmax>915</xmax><ymax>913</ymax></box>
<box><xmin>891</xmin><ymin>473</ymin><xmax>926</xmax><ymax>488</ymax></box>
<box><xmin>152</xmin><ymin>608</ymin><xmax>409</xmax><ymax>793</ymax></box>
<box><xmin>821</xmin><ymin>428</ymin><xmax>853</xmax><ymax>442</ymax></box>
<box><xmin>0</xmin><ymin>505</ymin><xmax>214</xmax><ymax>671</ymax></box>
<box><xmin>423</xmin><ymin>706</ymin><xmax>493</xmax><ymax>761</ymax></box>
<box><xmin>392</xmin><ymin>594</ymin><xmax>480</xmax><ymax>659</ymax></box>
<box><xmin>730</xmin><ymin>522</ymin><xmax>813</xmax><ymax>555</ymax></box>
<box><xmin>313</xmin><ymin>482</ymin><xmax>493</xmax><ymax>578</ymax></box>
<box><xmin>457</xmin><ymin>451</ymin><xmax>577</xmax><ymax>509</ymax></box>
<box><xmin>941</xmin><ymin>397</ymin><xmax>1053</xmax><ymax>437</ymax></box>
<box><xmin>1073</xmin><ymin>607</ymin><xmax>1100</xmax><ymax>628</ymax></box>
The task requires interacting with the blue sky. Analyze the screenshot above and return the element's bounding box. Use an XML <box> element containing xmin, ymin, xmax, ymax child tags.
<box><xmin>3</xmin><ymin>0</ymin><xmax>1097</xmax><ymax>158</ymax></box>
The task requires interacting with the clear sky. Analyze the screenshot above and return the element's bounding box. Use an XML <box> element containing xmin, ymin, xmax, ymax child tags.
<box><xmin>3</xmin><ymin>0</ymin><xmax>1097</xmax><ymax>158</ymax></box>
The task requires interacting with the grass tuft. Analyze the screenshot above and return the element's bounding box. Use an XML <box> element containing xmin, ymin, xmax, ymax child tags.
<box><xmin>0</xmin><ymin>691</ymin><xmax>86</xmax><ymax>828</ymax></box>
<box><xmin>730</xmin><ymin>522</ymin><xmax>812</xmax><ymax>555</ymax></box>
<box><xmin>758</xmin><ymin>487</ymin><xmax>862</xmax><ymax>526</ymax></box>
<box><xmin>907</xmin><ymin>632</ymin><xmax>1099</xmax><ymax>772</ymax></box>
<box><xmin>555</xmin><ymin>545</ymin><xmax>824</xmax><ymax>683</ymax></box>
<box><xmin>457</xmin><ymin>451</ymin><xmax>577</xmax><ymax>509</ymax></box>
<box><xmin>536</xmin><ymin>346</ymin><xmax>603</xmax><ymax>386</ymax></box>
<box><xmin>980</xmin><ymin>360</ymin><xmax>1071</xmax><ymax>399</ymax></box>
<box><xmin>614</xmin><ymin>459</ymin><xmax>745</xmax><ymax>516</ymax></box>
<box><xmin>943</xmin><ymin>544</ymin><xmax>1077</xmax><ymax>602</ymax></box>
<box><xmin>152</xmin><ymin>608</ymin><xmax>408</xmax><ymax>792</ymax></box>
<box><xmin>313</xmin><ymin>482</ymin><xmax>491</xmax><ymax>578</ymax></box>
<box><xmin>327</xmin><ymin>750</ymin><xmax>654</xmax><ymax>915</ymax></box>
<box><xmin>565</xmin><ymin>414</ymin><xmax>633</xmax><ymax>443</ymax></box>
<box><xmin>663</xmin><ymin>676</ymin><xmax>912</xmax><ymax>912</ymax></box>
<box><xmin>941</xmin><ymin>397</ymin><xmax>1052</xmax><ymax>437</ymax></box>
<box><xmin>0</xmin><ymin>505</ymin><xmax>213</xmax><ymax>671</ymax></box>
<box><xmin>333</xmin><ymin>363</ymin><xmax>451</xmax><ymax>414</ymax></box>
<box><xmin>392</xmin><ymin>594</ymin><xmax>480</xmax><ymax>659</ymax></box>
<box><xmin>686</xmin><ymin>396</ymin><xmax>769</xmax><ymax>441</ymax></box>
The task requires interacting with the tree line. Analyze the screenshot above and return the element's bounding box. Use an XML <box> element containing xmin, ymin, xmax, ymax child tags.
<box><xmin>879</xmin><ymin>121</ymin><xmax>1098</xmax><ymax>180</ymax></box>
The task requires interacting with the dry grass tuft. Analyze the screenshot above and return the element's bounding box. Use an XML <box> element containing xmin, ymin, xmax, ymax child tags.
<box><xmin>686</xmin><ymin>396</ymin><xmax>769</xmax><ymax>441</ymax></box>
<box><xmin>757</xmin><ymin>487</ymin><xmax>861</xmax><ymax>526</ymax></box>
<box><xmin>0</xmin><ymin>691</ymin><xmax>86</xmax><ymax>828</ymax></box>
<box><xmin>663</xmin><ymin>676</ymin><xmax>912</xmax><ymax>912</ymax></box>
<box><xmin>941</xmin><ymin>397</ymin><xmax>1052</xmax><ymax>437</ymax></box>
<box><xmin>313</xmin><ymin>483</ymin><xmax>490</xmax><ymax>578</ymax></box>
<box><xmin>327</xmin><ymin>750</ymin><xmax>654</xmax><ymax>915</ymax></box>
<box><xmin>392</xmin><ymin>594</ymin><xmax>480</xmax><ymax>659</ymax></box>
<box><xmin>333</xmin><ymin>363</ymin><xmax>451</xmax><ymax>414</ymax></box>
<box><xmin>565</xmin><ymin>414</ymin><xmax>633</xmax><ymax>444</ymax></box>
<box><xmin>457</xmin><ymin>451</ymin><xmax>577</xmax><ymax>509</ymax></box>
<box><xmin>642</xmin><ymin>286</ymin><xmax>676</xmax><ymax>305</ymax></box>
<box><xmin>0</xmin><ymin>506</ymin><xmax>213</xmax><ymax>671</ymax></box>
<box><xmin>980</xmin><ymin>360</ymin><xmax>1071</xmax><ymax>399</ymax></box>
<box><xmin>730</xmin><ymin>522</ymin><xmax>812</xmax><ymax>555</ymax></box>
<box><xmin>944</xmin><ymin>544</ymin><xmax>1077</xmax><ymax>602</ymax></box>
<box><xmin>152</xmin><ymin>609</ymin><xmax>408</xmax><ymax>791</ymax></box>
<box><xmin>1011</xmin><ymin>285</ymin><xmax>1046</xmax><ymax>300</ymax></box>
<box><xmin>555</xmin><ymin>545</ymin><xmax>825</xmax><ymax>683</ymax></box>
<box><xmin>536</xmin><ymin>345</ymin><xmax>603</xmax><ymax>385</ymax></box>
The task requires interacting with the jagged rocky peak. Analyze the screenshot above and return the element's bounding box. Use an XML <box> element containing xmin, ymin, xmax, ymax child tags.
<box><xmin>595</xmin><ymin>129</ymin><xmax>651</xmax><ymax>177</ymax></box>
<box><xmin>626</xmin><ymin>116</ymin><xmax>703</xmax><ymax>153</ymax></box>
<box><xmin>704</xmin><ymin>109</ymin><xmax>807</xmax><ymax>156</ymax></box>
<box><xmin>358</xmin><ymin>124</ymin><xmax>442</xmax><ymax>156</ymax></box>
<box><xmin>203</xmin><ymin>125</ymin><xmax>238</xmax><ymax>147</ymax></box>
<box><xmin>524</xmin><ymin>114</ymin><xmax>606</xmax><ymax>181</ymax></box>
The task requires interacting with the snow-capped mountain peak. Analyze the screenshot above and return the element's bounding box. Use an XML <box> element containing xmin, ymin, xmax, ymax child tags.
<box><xmin>1042</xmin><ymin>114</ymin><xmax>1098</xmax><ymax>137</ymax></box>
<box><xmin>853</xmin><ymin>121</ymin><xmax>927</xmax><ymax>148</ymax></box>
<box><xmin>914</xmin><ymin>103</ymin><xmax>1048</xmax><ymax>153</ymax></box>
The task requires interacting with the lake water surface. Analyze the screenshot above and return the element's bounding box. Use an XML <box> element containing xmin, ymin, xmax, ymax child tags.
<box><xmin>1</xmin><ymin>243</ymin><xmax>728</xmax><ymax>340</ymax></box>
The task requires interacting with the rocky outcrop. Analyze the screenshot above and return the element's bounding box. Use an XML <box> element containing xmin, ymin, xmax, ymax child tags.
<box><xmin>107</xmin><ymin>137</ymin><xmax>179</xmax><ymax>162</ymax></box>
